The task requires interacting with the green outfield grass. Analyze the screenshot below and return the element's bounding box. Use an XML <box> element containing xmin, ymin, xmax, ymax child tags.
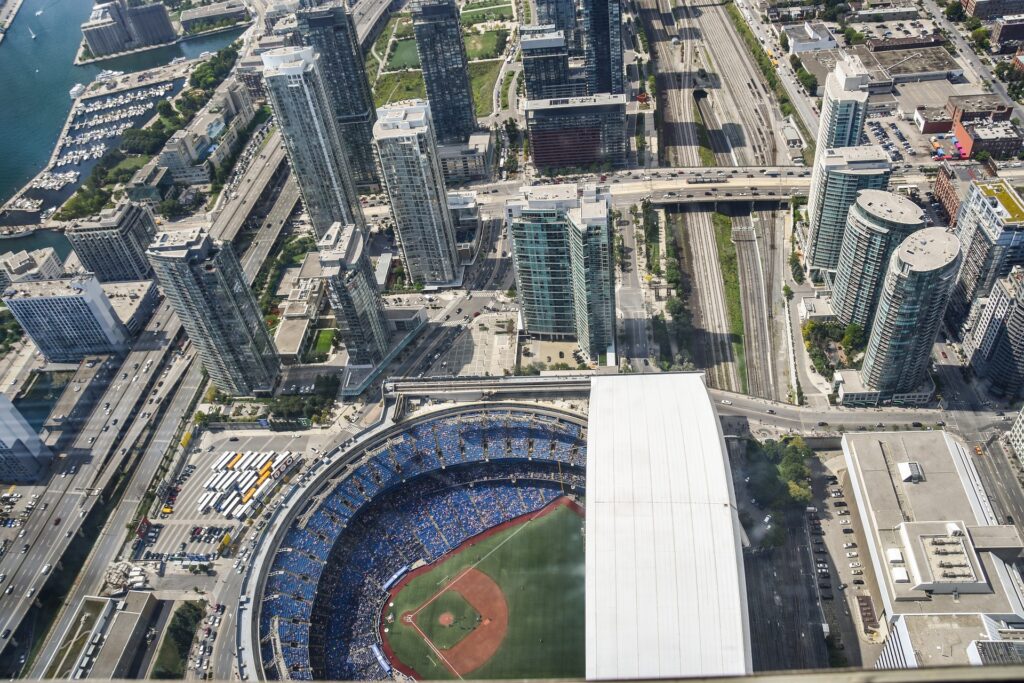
<box><xmin>384</xmin><ymin>501</ymin><xmax>585</xmax><ymax>679</ymax></box>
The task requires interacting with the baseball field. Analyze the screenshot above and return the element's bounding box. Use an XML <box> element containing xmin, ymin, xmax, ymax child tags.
<box><xmin>380</xmin><ymin>497</ymin><xmax>585</xmax><ymax>679</ymax></box>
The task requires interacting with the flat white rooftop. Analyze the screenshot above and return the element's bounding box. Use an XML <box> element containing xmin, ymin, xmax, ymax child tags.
<box><xmin>585</xmin><ymin>373</ymin><xmax>751</xmax><ymax>680</ymax></box>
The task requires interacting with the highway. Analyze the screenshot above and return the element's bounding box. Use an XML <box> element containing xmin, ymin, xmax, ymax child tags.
<box><xmin>28</xmin><ymin>353</ymin><xmax>203</xmax><ymax>679</ymax></box>
<box><xmin>210</xmin><ymin>131</ymin><xmax>286</xmax><ymax>243</ymax></box>
<box><xmin>239</xmin><ymin>174</ymin><xmax>300</xmax><ymax>279</ymax></box>
<box><xmin>0</xmin><ymin>303</ymin><xmax>188</xmax><ymax>665</ymax></box>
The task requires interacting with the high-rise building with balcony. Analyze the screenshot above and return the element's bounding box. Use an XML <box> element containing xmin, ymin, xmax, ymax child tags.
<box><xmin>1</xmin><ymin>275</ymin><xmax>129</xmax><ymax>362</ymax></box>
<box><xmin>318</xmin><ymin>222</ymin><xmax>391</xmax><ymax>366</ymax></box>
<box><xmin>411</xmin><ymin>0</ymin><xmax>476</xmax><ymax>142</ymax></box>
<box><xmin>535</xmin><ymin>0</ymin><xmax>577</xmax><ymax>51</ymax></box>
<box><xmin>948</xmin><ymin>179</ymin><xmax>1024</xmax><ymax>330</ymax></box>
<box><xmin>963</xmin><ymin>266</ymin><xmax>1024</xmax><ymax>398</ymax></box>
<box><xmin>147</xmin><ymin>228</ymin><xmax>280</xmax><ymax>396</ymax></box>
<box><xmin>805</xmin><ymin>146</ymin><xmax>891</xmax><ymax>278</ymax></box>
<box><xmin>521</xmin><ymin>29</ymin><xmax>577</xmax><ymax>100</ymax></box>
<box><xmin>859</xmin><ymin>228</ymin><xmax>960</xmax><ymax>397</ymax></box>
<box><xmin>581</xmin><ymin>0</ymin><xmax>623</xmax><ymax>95</ymax></box>
<box><xmin>373</xmin><ymin>101</ymin><xmax>461</xmax><ymax>287</ymax></box>
<box><xmin>831</xmin><ymin>190</ymin><xmax>926</xmax><ymax>330</ymax></box>
<box><xmin>524</xmin><ymin>94</ymin><xmax>627</xmax><ymax>171</ymax></box>
<box><xmin>262</xmin><ymin>46</ymin><xmax>365</xmax><ymax>238</ymax></box>
<box><xmin>65</xmin><ymin>202</ymin><xmax>157</xmax><ymax>282</ymax></box>
<box><xmin>815</xmin><ymin>53</ymin><xmax>870</xmax><ymax>154</ymax></box>
<box><xmin>297</xmin><ymin>4</ymin><xmax>379</xmax><ymax>189</ymax></box>
<box><xmin>506</xmin><ymin>184</ymin><xmax>615</xmax><ymax>360</ymax></box>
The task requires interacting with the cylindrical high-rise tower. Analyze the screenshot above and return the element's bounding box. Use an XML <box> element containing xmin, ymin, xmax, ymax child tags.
<box><xmin>860</xmin><ymin>227</ymin><xmax>961</xmax><ymax>395</ymax></box>
<box><xmin>831</xmin><ymin>189</ymin><xmax>926</xmax><ymax>330</ymax></box>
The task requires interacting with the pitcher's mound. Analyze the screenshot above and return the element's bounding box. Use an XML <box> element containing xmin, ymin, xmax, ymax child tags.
<box><xmin>438</xmin><ymin>612</ymin><xmax>455</xmax><ymax>627</ymax></box>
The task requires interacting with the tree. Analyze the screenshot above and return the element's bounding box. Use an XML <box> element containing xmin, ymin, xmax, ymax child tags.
<box><xmin>841</xmin><ymin>323</ymin><xmax>866</xmax><ymax>354</ymax></box>
<box><xmin>156</xmin><ymin>99</ymin><xmax>177</xmax><ymax>119</ymax></box>
<box><xmin>974</xmin><ymin>150</ymin><xmax>993</xmax><ymax>162</ymax></box>
<box><xmin>783</xmin><ymin>284</ymin><xmax>793</xmax><ymax>300</ymax></box>
<box><xmin>945</xmin><ymin>3</ymin><xmax>965</xmax><ymax>21</ymax></box>
<box><xmin>779</xmin><ymin>31</ymin><xmax>789</xmax><ymax>52</ymax></box>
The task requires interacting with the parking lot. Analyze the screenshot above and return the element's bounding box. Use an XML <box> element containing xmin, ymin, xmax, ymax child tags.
<box><xmin>806</xmin><ymin>454</ymin><xmax>885</xmax><ymax>663</ymax></box>
<box><xmin>134</xmin><ymin>432</ymin><xmax>329</xmax><ymax>563</ymax></box>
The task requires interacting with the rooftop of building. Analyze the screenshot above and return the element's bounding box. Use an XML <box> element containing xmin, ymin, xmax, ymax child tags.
<box><xmin>998</xmin><ymin>13</ymin><xmax>1024</xmax><ymax>24</ymax></box>
<box><xmin>100</xmin><ymin>280</ymin><xmax>156</xmax><ymax>322</ymax></box>
<box><xmin>261</xmin><ymin>46</ymin><xmax>313</xmax><ymax>77</ymax></box>
<box><xmin>947</xmin><ymin>93</ymin><xmax>1011</xmax><ymax>113</ymax></box>
<box><xmin>274</xmin><ymin>317</ymin><xmax>311</xmax><ymax>356</ymax></box>
<box><xmin>318</xmin><ymin>222</ymin><xmax>366</xmax><ymax>274</ymax></box>
<box><xmin>783</xmin><ymin>21</ymin><xmax>835</xmax><ymax>42</ymax></box>
<box><xmin>895</xmin><ymin>227</ymin><xmax>960</xmax><ymax>272</ymax></box>
<box><xmin>842</xmin><ymin>430</ymin><xmax>1024</xmax><ymax>618</ymax></box>
<box><xmin>521</xmin><ymin>29</ymin><xmax>566</xmax><ymax>50</ymax></box>
<box><xmin>88</xmin><ymin>591</ymin><xmax>158</xmax><ymax>679</ymax></box>
<box><xmin>446</xmin><ymin>190</ymin><xmax>478</xmax><ymax>208</ymax></box>
<box><xmin>66</xmin><ymin>201</ymin><xmax>136</xmax><ymax>230</ymax></box>
<box><xmin>899</xmin><ymin>613</ymin><xmax>988</xmax><ymax>667</ymax></box>
<box><xmin>856</xmin><ymin>189</ymin><xmax>925</xmax><ymax>225</ymax></box>
<box><xmin>964</xmin><ymin>120</ymin><xmax>1023</xmax><ymax>141</ymax></box>
<box><xmin>940</xmin><ymin>161</ymin><xmax>991</xmax><ymax>184</ymax></box>
<box><xmin>180</xmin><ymin>0</ymin><xmax>246</xmax><ymax>20</ymax></box>
<box><xmin>523</xmin><ymin>93</ymin><xmax>627</xmax><ymax>111</ymax></box>
<box><xmin>437</xmin><ymin>131</ymin><xmax>491</xmax><ymax>157</ymax></box>
<box><xmin>147</xmin><ymin>226</ymin><xmax>209</xmax><ymax>258</ymax></box>
<box><xmin>373</xmin><ymin>100</ymin><xmax>430</xmax><ymax>137</ymax></box>
<box><xmin>2</xmin><ymin>274</ymin><xmax>101</xmax><ymax>300</ymax></box>
<box><xmin>821</xmin><ymin>145</ymin><xmax>891</xmax><ymax>168</ymax></box>
<box><xmin>509</xmin><ymin>183</ymin><xmax>580</xmax><ymax>210</ymax></box>
<box><xmin>976</xmin><ymin>180</ymin><xmax>1024</xmax><ymax>223</ymax></box>
<box><xmin>586</xmin><ymin>374</ymin><xmax>750</xmax><ymax>679</ymax></box>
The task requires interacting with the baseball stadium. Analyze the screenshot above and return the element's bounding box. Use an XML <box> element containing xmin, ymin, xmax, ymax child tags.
<box><xmin>256</xmin><ymin>404</ymin><xmax>588</xmax><ymax>680</ymax></box>
<box><xmin>248</xmin><ymin>374</ymin><xmax>752</xmax><ymax>682</ymax></box>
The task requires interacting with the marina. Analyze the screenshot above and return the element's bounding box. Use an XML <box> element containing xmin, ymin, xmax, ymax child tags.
<box><xmin>0</xmin><ymin>0</ymin><xmax>245</xmax><ymax>225</ymax></box>
<box><xmin>0</xmin><ymin>65</ymin><xmax>187</xmax><ymax>232</ymax></box>
<box><xmin>0</xmin><ymin>0</ymin><xmax>246</xmax><ymax>240</ymax></box>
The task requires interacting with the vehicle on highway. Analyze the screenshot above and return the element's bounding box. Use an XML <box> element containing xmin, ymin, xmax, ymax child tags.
<box><xmin>720</xmin><ymin>399</ymin><xmax>733</xmax><ymax>405</ymax></box>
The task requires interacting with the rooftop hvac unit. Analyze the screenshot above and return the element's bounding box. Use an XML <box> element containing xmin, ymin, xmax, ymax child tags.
<box><xmin>887</xmin><ymin>548</ymin><xmax>905</xmax><ymax>564</ymax></box>
<box><xmin>946</xmin><ymin>522</ymin><xmax>964</xmax><ymax>536</ymax></box>
<box><xmin>892</xmin><ymin>567</ymin><xmax>911</xmax><ymax>583</ymax></box>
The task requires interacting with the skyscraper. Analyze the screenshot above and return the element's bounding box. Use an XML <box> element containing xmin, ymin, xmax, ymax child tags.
<box><xmin>148</xmin><ymin>228</ymin><xmax>280</xmax><ymax>396</ymax></box>
<box><xmin>506</xmin><ymin>184</ymin><xmax>615</xmax><ymax>360</ymax></box>
<box><xmin>805</xmin><ymin>146</ymin><xmax>891</xmax><ymax>278</ymax></box>
<box><xmin>815</xmin><ymin>53</ymin><xmax>870</xmax><ymax>153</ymax></box>
<box><xmin>963</xmin><ymin>266</ymin><xmax>1024</xmax><ymax>398</ymax></box>
<box><xmin>262</xmin><ymin>46</ymin><xmax>365</xmax><ymax>238</ymax></box>
<box><xmin>859</xmin><ymin>228</ymin><xmax>960</xmax><ymax>396</ymax></box>
<box><xmin>318</xmin><ymin>222</ymin><xmax>391</xmax><ymax>366</ymax></box>
<box><xmin>65</xmin><ymin>202</ymin><xmax>157</xmax><ymax>282</ymax></box>
<box><xmin>373</xmin><ymin>101</ymin><xmax>461</xmax><ymax>287</ymax></box>
<box><xmin>535</xmin><ymin>0</ymin><xmax>577</xmax><ymax>51</ymax></box>
<box><xmin>947</xmin><ymin>179</ymin><xmax>1024</xmax><ymax>329</ymax></box>
<box><xmin>831</xmin><ymin>190</ymin><xmax>925</xmax><ymax>330</ymax></box>
<box><xmin>581</xmin><ymin>0</ymin><xmax>623</xmax><ymax>95</ymax></box>
<box><xmin>411</xmin><ymin>0</ymin><xmax>476</xmax><ymax>142</ymax></box>
<box><xmin>521</xmin><ymin>29</ymin><xmax>576</xmax><ymax>100</ymax></box>
<box><xmin>296</xmin><ymin>4</ymin><xmax>379</xmax><ymax>189</ymax></box>
<box><xmin>524</xmin><ymin>94</ymin><xmax>627</xmax><ymax>171</ymax></box>
<box><xmin>0</xmin><ymin>395</ymin><xmax>50</xmax><ymax>483</ymax></box>
<box><xmin>2</xmin><ymin>275</ymin><xmax>130</xmax><ymax>362</ymax></box>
